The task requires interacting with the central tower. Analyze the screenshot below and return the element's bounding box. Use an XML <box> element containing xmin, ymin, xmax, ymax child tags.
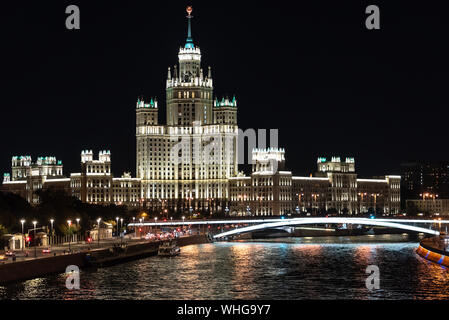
<box><xmin>166</xmin><ymin>6</ymin><xmax>214</xmax><ymax>126</ymax></box>
<box><xmin>136</xmin><ymin>6</ymin><xmax>238</xmax><ymax>215</ymax></box>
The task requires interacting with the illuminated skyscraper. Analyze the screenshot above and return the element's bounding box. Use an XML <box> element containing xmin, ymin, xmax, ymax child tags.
<box><xmin>136</xmin><ymin>7</ymin><xmax>238</xmax><ymax>214</ymax></box>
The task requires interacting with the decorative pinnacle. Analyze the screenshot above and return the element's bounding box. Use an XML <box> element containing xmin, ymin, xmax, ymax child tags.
<box><xmin>185</xmin><ymin>6</ymin><xmax>194</xmax><ymax>49</ymax></box>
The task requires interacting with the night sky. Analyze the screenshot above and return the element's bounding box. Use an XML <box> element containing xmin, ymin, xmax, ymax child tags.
<box><xmin>1</xmin><ymin>1</ymin><xmax>448</xmax><ymax>178</ymax></box>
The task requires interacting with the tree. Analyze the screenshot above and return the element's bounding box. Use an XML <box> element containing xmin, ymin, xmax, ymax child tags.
<box><xmin>0</xmin><ymin>224</ymin><xmax>8</xmax><ymax>237</ymax></box>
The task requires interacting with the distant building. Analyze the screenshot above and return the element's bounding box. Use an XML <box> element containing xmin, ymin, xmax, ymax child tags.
<box><xmin>70</xmin><ymin>150</ymin><xmax>141</xmax><ymax>207</ymax></box>
<box><xmin>2</xmin><ymin>150</ymin><xmax>141</xmax><ymax>208</ymax></box>
<box><xmin>406</xmin><ymin>199</ymin><xmax>449</xmax><ymax>216</ymax></box>
<box><xmin>1</xmin><ymin>155</ymin><xmax>69</xmax><ymax>204</ymax></box>
<box><xmin>89</xmin><ymin>221</ymin><xmax>113</xmax><ymax>240</ymax></box>
<box><xmin>401</xmin><ymin>161</ymin><xmax>449</xmax><ymax>203</ymax></box>
<box><xmin>229</xmin><ymin>148</ymin><xmax>292</xmax><ymax>216</ymax></box>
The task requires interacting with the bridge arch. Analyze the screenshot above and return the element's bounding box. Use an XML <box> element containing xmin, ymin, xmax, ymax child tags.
<box><xmin>213</xmin><ymin>217</ymin><xmax>439</xmax><ymax>238</ymax></box>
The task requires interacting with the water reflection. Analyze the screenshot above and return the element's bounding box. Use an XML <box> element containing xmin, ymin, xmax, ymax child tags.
<box><xmin>1</xmin><ymin>235</ymin><xmax>448</xmax><ymax>300</ymax></box>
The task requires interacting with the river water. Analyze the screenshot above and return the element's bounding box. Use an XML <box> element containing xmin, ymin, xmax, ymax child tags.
<box><xmin>1</xmin><ymin>234</ymin><xmax>449</xmax><ymax>299</ymax></box>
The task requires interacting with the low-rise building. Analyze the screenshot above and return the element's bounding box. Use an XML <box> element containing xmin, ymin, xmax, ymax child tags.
<box><xmin>406</xmin><ymin>199</ymin><xmax>449</xmax><ymax>216</ymax></box>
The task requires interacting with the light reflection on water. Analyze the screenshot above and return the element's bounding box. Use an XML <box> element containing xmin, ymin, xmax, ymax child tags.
<box><xmin>1</xmin><ymin>234</ymin><xmax>449</xmax><ymax>300</ymax></box>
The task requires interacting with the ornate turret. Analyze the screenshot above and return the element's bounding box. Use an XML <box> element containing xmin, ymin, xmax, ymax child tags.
<box><xmin>213</xmin><ymin>96</ymin><xmax>238</xmax><ymax>125</ymax></box>
<box><xmin>165</xmin><ymin>7</ymin><xmax>213</xmax><ymax>126</ymax></box>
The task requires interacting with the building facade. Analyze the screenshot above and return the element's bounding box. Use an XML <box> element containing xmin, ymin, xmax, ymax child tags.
<box><xmin>406</xmin><ymin>199</ymin><xmax>449</xmax><ymax>216</ymax></box>
<box><xmin>1</xmin><ymin>155</ymin><xmax>69</xmax><ymax>204</ymax></box>
<box><xmin>2</xmin><ymin>150</ymin><xmax>141</xmax><ymax>207</ymax></box>
<box><xmin>401</xmin><ymin>161</ymin><xmax>449</xmax><ymax>206</ymax></box>
<box><xmin>136</xmin><ymin>8</ymin><xmax>238</xmax><ymax>214</ymax></box>
<box><xmin>229</xmin><ymin>151</ymin><xmax>401</xmax><ymax>216</ymax></box>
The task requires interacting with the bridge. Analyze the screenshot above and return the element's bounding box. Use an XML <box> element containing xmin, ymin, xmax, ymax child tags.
<box><xmin>128</xmin><ymin>217</ymin><xmax>448</xmax><ymax>238</ymax></box>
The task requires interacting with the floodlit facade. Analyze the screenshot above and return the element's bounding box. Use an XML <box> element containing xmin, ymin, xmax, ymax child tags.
<box><xmin>71</xmin><ymin>150</ymin><xmax>141</xmax><ymax>207</ymax></box>
<box><xmin>1</xmin><ymin>155</ymin><xmax>69</xmax><ymax>204</ymax></box>
<box><xmin>229</xmin><ymin>152</ymin><xmax>401</xmax><ymax>216</ymax></box>
<box><xmin>406</xmin><ymin>199</ymin><xmax>449</xmax><ymax>216</ymax></box>
<box><xmin>136</xmin><ymin>8</ymin><xmax>238</xmax><ymax>214</ymax></box>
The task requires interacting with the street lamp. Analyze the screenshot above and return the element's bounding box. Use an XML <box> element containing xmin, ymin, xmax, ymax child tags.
<box><xmin>116</xmin><ymin>217</ymin><xmax>119</xmax><ymax>238</ymax></box>
<box><xmin>67</xmin><ymin>220</ymin><xmax>72</xmax><ymax>252</ymax></box>
<box><xmin>20</xmin><ymin>219</ymin><xmax>25</xmax><ymax>251</ymax></box>
<box><xmin>76</xmin><ymin>218</ymin><xmax>80</xmax><ymax>243</ymax></box>
<box><xmin>139</xmin><ymin>218</ymin><xmax>143</xmax><ymax>238</ymax></box>
<box><xmin>32</xmin><ymin>221</ymin><xmax>37</xmax><ymax>258</ymax></box>
<box><xmin>120</xmin><ymin>218</ymin><xmax>123</xmax><ymax>237</ymax></box>
<box><xmin>97</xmin><ymin>218</ymin><xmax>101</xmax><ymax>246</ymax></box>
<box><xmin>50</xmin><ymin>219</ymin><xmax>54</xmax><ymax>236</ymax></box>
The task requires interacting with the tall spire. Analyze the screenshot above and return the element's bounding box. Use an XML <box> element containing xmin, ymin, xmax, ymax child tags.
<box><xmin>185</xmin><ymin>6</ymin><xmax>194</xmax><ymax>49</ymax></box>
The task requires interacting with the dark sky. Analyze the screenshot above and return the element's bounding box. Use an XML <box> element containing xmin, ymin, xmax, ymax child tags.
<box><xmin>1</xmin><ymin>1</ymin><xmax>448</xmax><ymax>178</ymax></box>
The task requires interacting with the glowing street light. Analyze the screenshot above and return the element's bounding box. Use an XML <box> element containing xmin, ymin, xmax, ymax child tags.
<box><xmin>133</xmin><ymin>217</ymin><xmax>136</xmax><ymax>238</ymax></box>
<box><xmin>116</xmin><ymin>217</ymin><xmax>119</xmax><ymax>238</ymax></box>
<box><xmin>67</xmin><ymin>220</ymin><xmax>72</xmax><ymax>252</ymax></box>
<box><xmin>20</xmin><ymin>219</ymin><xmax>25</xmax><ymax>251</ymax></box>
<box><xmin>50</xmin><ymin>219</ymin><xmax>54</xmax><ymax>236</ymax></box>
<box><xmin>97</xmin><ymin>218</ymin><xmax>101</xmax><ymax>246</ymax></box>
<box><xmin>32</xmin><ymin>221</ymin><xmax>37</xmax><ymax>258</ymax></box>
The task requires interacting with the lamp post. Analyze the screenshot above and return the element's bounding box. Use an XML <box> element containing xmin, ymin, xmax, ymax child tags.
<box><xmin>97</xmin><ymin>218</ymin><xmax>101</xmax><ymax>247</ymax></box>
<box><xmin>371</xmin><ymin>193</ymin><xmax>379</xmax><ymax>215</ymax></box>
<box><xmin>67</xmin><ymin>220</ymin><xmax>72</xmax><ymax>252</ymax></box>
<box><xmin>76</xmin><ymin>218</ymin><xmax>80</xmax><ymax>243</ymax></box>
<box><xmin>116</xmin><ymin>217</ymin><xmax>119</xmax><ymax>238</ymax></box>
<box><xmin>311</xmin><ymin>193</ymin><xmax>319</xmax><ymax>216</ymax></box>
<box><xmin>50</xmin><ymin>219</ymin><xmax>54</xmax><ymax>236</ymax></box>
<box><xmin>20</xmin><ymin>219</ymin><xmax>25</xmax><ymax>251</ymax></box>
<box><xmin>139</xmin><ymin>218</ymin><xmax>143</xmax><ymax>238</ymax></box>
<box><xmin>358</xmin><ymin>192</ymin><xmax>367</xmax><ymax>214</ymax></box>
<box><xmin>120</xmin><ymin>218</ymin><xmax>123</xmax><ymax>238</ymax></box>
<box><xmin>296</xmin><ymin>193</ymin><xmax>304</xmax><ymax>213</ymax></box>
<box><xmin>32</xmin><ymin>221</ymin><xmax>37</xmax><ymax>258</ymax></box>
<box><xmin>154</xmin><ymin>217</ymin><xmax>157</xmax><ymax>233</ymax></box>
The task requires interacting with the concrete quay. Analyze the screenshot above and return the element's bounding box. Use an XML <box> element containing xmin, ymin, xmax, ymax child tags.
<box><xmin>0</xmin><ymin>234</ymin><xmax>209</xmax><ymax>285</ymax></box>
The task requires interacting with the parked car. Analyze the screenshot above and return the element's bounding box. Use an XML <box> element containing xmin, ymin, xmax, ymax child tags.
<box><xmin>42</xmin><ymin>248</ymin><xmax>51</xmax><ymax>253</ymax></box>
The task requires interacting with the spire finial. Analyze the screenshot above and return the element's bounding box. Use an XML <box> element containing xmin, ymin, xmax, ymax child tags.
<box><xmin>185</xmin><ymin>6</ymin><xmax>194</xmax><ymax>49</ymax></box>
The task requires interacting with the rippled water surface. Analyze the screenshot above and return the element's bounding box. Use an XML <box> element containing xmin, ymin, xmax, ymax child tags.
<box><xmin>1</xmin><ymin>235</ymin><xmax>449</xmax><ymax>299</ymax></box>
